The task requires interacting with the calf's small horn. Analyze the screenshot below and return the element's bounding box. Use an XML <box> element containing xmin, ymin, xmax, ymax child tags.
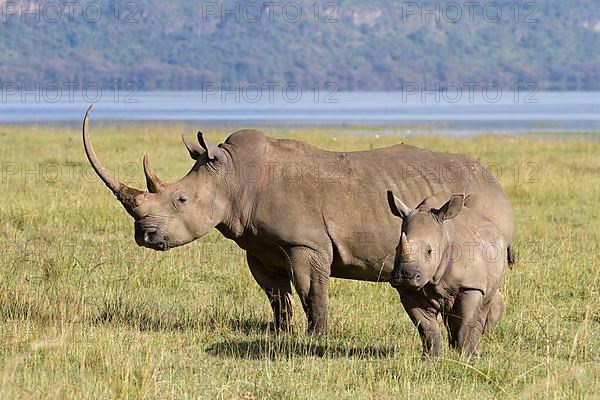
<box><xmin>400</xmin><ymin>232</ymin><xmax>413</xmax><ymax>261</ymax></box>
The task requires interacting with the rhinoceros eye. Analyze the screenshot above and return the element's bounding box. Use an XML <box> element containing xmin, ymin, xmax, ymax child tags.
<box><xmin>177</xmin><ymin>195</ymin><xmax>187</xmax><ymax>204</ymax></box>
<box><xmin>425</xmin><ymin>244</ymin><xmax>433</xmax><ymax>258</ymax></box>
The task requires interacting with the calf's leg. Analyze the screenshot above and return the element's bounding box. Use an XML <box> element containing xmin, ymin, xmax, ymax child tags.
<box><xmin>247</xmin><ymin>253</ymin><xmax>295</xmax><ymax>331</ymax></box>
<box><xmin>484</xmin><ymin>291</ymin><xmax>505</xmax><ymax>333</ymax></box>
<box><xmin>399</xmin><ymin>292</ymin><xmax>442</xmax><ymax>358</ymax></box>
<box><xmin>446</xmin><ymin>290</ymin><xmax>485</xmax><ymax>357</ymax></box>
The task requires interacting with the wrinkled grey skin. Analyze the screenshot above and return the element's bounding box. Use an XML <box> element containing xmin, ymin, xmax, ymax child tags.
<box><xmin>388</xmin><ymin>192</ymin><xmax>507</xmax><ymax>358</ymax></box>
<box><xmin>82</xmin><ymin>106</ymin><xmax>515</xmax><ymax>333</ymax></box>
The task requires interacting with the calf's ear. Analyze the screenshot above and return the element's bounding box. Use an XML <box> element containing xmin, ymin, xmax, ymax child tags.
<box><xmin>435</xmin><ymin>194</ymin><xmax>465</xmax><ymax>221</ymax></box>
<box><xmin>387</xmin><ymin>191</ymin><xmax>411</xmax><ymax>219</ymax></box>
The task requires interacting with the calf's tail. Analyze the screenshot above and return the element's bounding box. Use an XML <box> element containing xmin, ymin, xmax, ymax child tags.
<box><xmin>507</xmin><ymin>245</ymin><xmax>516</xmax><ymax>269</ymax></box>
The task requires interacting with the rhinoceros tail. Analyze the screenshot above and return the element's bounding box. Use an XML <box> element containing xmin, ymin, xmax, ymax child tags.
<box><xmin>507</xmin><ymin>245</ymin><xmax>516</xmax><ymax>269</ymax></box>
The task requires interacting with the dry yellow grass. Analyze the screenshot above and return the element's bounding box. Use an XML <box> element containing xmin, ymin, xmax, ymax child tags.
<box><xmin>0</xmin><ymin>124</ymin><xmax>599</xmax><ymax>398</ymax></box>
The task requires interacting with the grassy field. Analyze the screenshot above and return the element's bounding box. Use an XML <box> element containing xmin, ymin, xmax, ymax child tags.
<box><xmin>0</xmin><ymin>124</ymin><xmax>599</xmax><ymax>399</ymax></box>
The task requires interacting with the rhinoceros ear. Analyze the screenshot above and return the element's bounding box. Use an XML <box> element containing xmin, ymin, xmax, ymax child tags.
<box><xmin>182</xmin><ymin>134</ymin><xmax>205</xmax><ymax>160</ymax></box>
<box><xmin>197</xmin><ymin>131</ymin><xmax>226</xmax><ymax>163</ymax></box>
<box><xmin>387</xmin><ymin>191</ymin><xmax>411</xmax><ymax>219</ymax></box>
<box><xmin>435</xmin><ymin>194</ymin><xmax>465</xmax><ymax>221</ymax></box>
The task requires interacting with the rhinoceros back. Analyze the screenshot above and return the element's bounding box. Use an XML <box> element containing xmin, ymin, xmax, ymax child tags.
<box><xmin>222</xmin><ymin>132</ymin><xmax>514</xmax><ymax>282</ymax></box>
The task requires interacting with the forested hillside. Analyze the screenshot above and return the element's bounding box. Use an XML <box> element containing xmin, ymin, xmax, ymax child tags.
<box><xmin>0</xmin><ymin>0</ymin><xmax>598</xmax><ymax>90</ymax></box>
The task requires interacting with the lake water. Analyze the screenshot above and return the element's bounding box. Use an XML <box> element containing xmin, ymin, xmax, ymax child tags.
<box><xmin>1</xmin><ymin>90</ymin><xmax>598</xmax><ymax>135</ymax></box>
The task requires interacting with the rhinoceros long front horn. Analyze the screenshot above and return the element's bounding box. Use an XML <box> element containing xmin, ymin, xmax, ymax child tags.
<box><xmin>82</xmin><ymin>105</ymin><xmax>144</xmax><ymax>210</ymax></box>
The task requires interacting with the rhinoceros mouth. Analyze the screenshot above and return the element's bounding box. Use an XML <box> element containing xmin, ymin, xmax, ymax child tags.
<box><xmin>136</xmin><ymin>240</ymin><xmax>172</xmax><ymax>251</ymax></box>
<box><xmin>134</xmin><ymin>227</ymin><xmax>171</xmax><ymax>251</ymax></box>
<box><xmin>136</xmin><ymin>237</ymin><xmax>170</xmax><ymax>251</ymax></box>
<box><xmin>390</xmin><ymin>277</ymin><xmax>421</xmax><ymax>289</ymax></box>
<box><xmin>390</xmin><ymin>266</ymin><xmax>422</xmax><ymax>289</ymax></box>
<box><xmin>147</xmin><ymin>242</ymin><xmax>170</xmax><ymax>251</ymax></box>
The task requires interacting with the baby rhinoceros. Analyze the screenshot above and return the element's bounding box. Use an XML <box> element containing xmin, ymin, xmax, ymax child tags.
<box><xmin>387</xmin><ymin>191</ymin><xmax>507</xmax><ymax>358</ymax></box>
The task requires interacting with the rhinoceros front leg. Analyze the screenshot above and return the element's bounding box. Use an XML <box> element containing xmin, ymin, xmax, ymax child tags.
<box><xmin>446</xmin><ymin>290</ymin><xmax>485</xmax><ymax>357</ymax></box>
<box><xmin>246</xmin><ymin>253</ymin><xmax>295</xmax><ymax>332</ymax></box>
<box><xmin>288</xmin><ymin>247</ymin><xmax>332</xmax><ymax>334</ymax></box>
<box><xmin>398</xmin><ymin>292</ymin><xmax>442</xmax><ymax>358</ymax></box>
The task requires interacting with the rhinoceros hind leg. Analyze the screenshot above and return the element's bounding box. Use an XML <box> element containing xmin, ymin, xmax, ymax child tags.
<box><xmin>246</xmin><ymin>253</ymin><xmax>295</xmax><ymax>332</ymax></box>
<box><xmin>483</xmin><ymin>291</ymin><xmax>505</xmax><ymax>333</ymax></box>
